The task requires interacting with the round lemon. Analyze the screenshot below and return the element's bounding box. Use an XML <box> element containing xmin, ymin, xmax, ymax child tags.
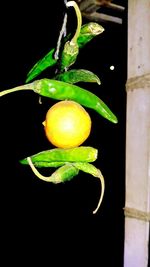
<box><xmin>43</xmin><ymin>100</ymin><xmax>92</xmax><ymax>148</ymax></box>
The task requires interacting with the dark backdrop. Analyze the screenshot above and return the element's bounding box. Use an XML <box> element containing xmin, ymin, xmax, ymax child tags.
<box><xmin>0</xmin><ymin>1</ymin><xmax>127</xmax><ymax>266</ymax></box>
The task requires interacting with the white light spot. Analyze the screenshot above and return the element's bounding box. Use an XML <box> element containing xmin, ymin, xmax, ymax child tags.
<box><xmin>110</xmin><ymin>65</ymin><xmax>115</xmax><ymax>70</ymax></box>
<box><xmin>49</xmin><ymin>87</ymin><xmax>56</xmax><ymax>93</ymax></box>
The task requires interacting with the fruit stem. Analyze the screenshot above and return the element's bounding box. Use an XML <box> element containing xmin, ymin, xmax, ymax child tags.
<box><xmin>27</xmin><ymin>157</ymin><xmax>54</xmax><ymax>182</ymax></box>
<box><xmin>0</xmin><ymin>83</ymin><xmax>34</xmax><ymax>97</ymax></box>
<box><xmin>93</xmin><ymin>169</ymin><xmax>105</xmax><ymax>214</ymax></box>
<box><xmin>66</xmin><ymin>1</ymin><xmax>82</xmax><ymax>44</ymax></box>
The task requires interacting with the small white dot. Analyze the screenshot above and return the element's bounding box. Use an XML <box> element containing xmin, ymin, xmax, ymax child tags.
<box><xmin>49</xmin><ymin>87</ymin><xmax>56</xmax><ymax>93</ymax></box>
<box><xmin>110</xmin><ymin>65</ymin><xmax>115</xmax><ymax>70</ymax></box>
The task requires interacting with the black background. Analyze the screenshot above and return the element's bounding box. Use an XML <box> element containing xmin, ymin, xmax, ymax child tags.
<box><xmin>1</xmin><ymin>1</ymin><xmax>127</xmax><ymax>266</ymax></box>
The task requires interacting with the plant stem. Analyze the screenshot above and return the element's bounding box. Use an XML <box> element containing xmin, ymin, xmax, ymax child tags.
<box><xmin>66</xmin><ymin>1</ymin><xmax>82</xmax><ymax>44</ymax></box>
<box><xmin>92</xmin><ymin>169</ymin><xmax>105</xmax><ymax>214</ymax></box>
<box><xmin>27</xmin><ymin>157</ymin><xmax>53</xmax><ymax>182</ymax></box>
<box><xmin>0</xmin><ymin>83</ymin><xmax>34</xmax><ymax>97</ymax></box>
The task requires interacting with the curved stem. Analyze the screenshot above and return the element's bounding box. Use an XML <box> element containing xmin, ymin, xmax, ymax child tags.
<box><xmin>27</xmin><ymin>157</ymin><xmax>77</xmax><ymax>184</ymax></box>
<box><xmin>0</xmin><ymin>83</ymin><xmax>34</xmax><ymax>97</ymax></box>
<box><xmin>72</xmin><ymin>162</ymin><xmax>105</xmax><ymax>214</ymax></box>
<box><xmin>27</xmin><ymin>157</ymin><xmax>54</xmax><ymax>182</ymax></box>
<box><xmin>92</xmin><ymin>169</ymin><xmax>105</xmax><ymax>214</ymax></box>
<box><xmin>66</xmin><ymin>1</ymin><xmax>82</xmax><ymax>44</ymax></box>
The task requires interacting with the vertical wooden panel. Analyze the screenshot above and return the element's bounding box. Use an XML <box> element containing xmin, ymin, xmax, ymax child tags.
<box><xmin>124</xmin><ymin>1</ymin><xmax>150</xmax><ymax>266</ymax></box>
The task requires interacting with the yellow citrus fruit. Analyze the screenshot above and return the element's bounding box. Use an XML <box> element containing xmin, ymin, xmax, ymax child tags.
<box><xmin>43</xmin><ymin>100</ymin><xmax>92</xmax><ymax>148</ymax></box>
